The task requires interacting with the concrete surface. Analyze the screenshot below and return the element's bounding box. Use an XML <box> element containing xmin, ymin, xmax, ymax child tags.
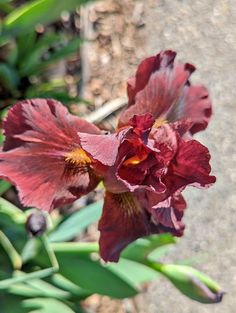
<box><xmin>139</xmin><ymin>1</ymin><xmax>236</xmax><ymax>312</ymax></box>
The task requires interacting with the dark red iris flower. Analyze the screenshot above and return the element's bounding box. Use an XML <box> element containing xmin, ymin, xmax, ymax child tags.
<box><xmin>98</xmin><ymin>113</ymin><xmax>215</xmax><ymax>261</ymax></box>
<box><xmin>0</xmin><ymin>99</ymin><xmax>121</xmax><ymax>211</ymax></box>
<box><xmin>0</xmin><ymin>50</ymin><xmax>216</xmax><ymax>263</ymax></box>
<box><xmin>118</xmin><ymin>50</ymin><xmax>212</xmax><ymax>135</ymax></box>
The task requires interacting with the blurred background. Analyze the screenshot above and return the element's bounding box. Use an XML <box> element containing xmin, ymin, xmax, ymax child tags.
<box><xmin>0</xmin><ymin>0</ymin><xmax>235</xmax><ymax>312</ymax></box>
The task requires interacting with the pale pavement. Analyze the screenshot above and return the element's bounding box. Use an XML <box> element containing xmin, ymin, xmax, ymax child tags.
<box><xmin>138</xmin><ymin>1</ymin><xmax>236</xmax><ymax>312</ymax></box>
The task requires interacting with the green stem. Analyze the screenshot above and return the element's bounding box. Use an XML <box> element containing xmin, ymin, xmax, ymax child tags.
<box><xmin>0</xmin><ymin>234</ymin><xmax>59</xmax><ymax>289</ymax></box>
<box><xmin>0</xmin><ymin>268</ymin><xmax>56</xmax><ymax>289</ymax></box>
<box><xmin>0</xmin><ymin>230</ymin><xmax>22</xmax><ymax>270</ymax></box>
<box><xmin>143</xmin><ymin>259</ymin><xmax>164</xmax><ymax>273</ymax></box>
<box><xmin>52</xmin><ymin>242</ymin><xmax>99</xmax><ymax>255</ymax></box>
<box><xmin>41</xmin><ymin>234</ymin><xmax>59</xmax><ymax>271</ymax></box>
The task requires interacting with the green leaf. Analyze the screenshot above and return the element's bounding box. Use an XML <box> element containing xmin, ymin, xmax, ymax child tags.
<box><xmin>0</xmin><ymin>197</ymin><xmax>26</xmax><ymax>225</ymax></box>
<box><xmin>22</xmin><ymin>298</ymin><xmax>75</xmax><ymax>313</ymax></box>
<box><xmin>0</xmin><ymin>63</ymin><xmax>19</xmax><ymax>90</ymax></box>
<box><xmin>0</xmin><ymin>180</ymin><xmax>11</xmax><ymax>195</ymax></box>
<box><xmin>25</xmin><ymin>278</ymin><xmax>70</xmax><ymax>299</ymax></box>
<box><xmin>0</xmin><ymin>106</ymin><xmax>9</xmax><ymax>120</ymax></box>
<box><xmin>16</xmin><ymin>31</ymin><xmax>37</xmax><ymax>64</ymax></box>
<box><xmin>49</xmin><ymin>274</ymin><xmax>92</xmax><ymax>299</ymax></box>
<box><xmin>54</xmin><ymin>250</ymin><xmax>138</xmax><ymax>298</ymax></box>
<box><xmin>35</xmin><ymin>37</ymin><xmax>82</xmax><ymax>72</ymax></box>
<box><xmin>0</xmin><ymin>132</ymin><xmax>4</xmax><ymax>145</ymax></box>
<box><xmin>0</xmin><ymin>0</ymin><xmax>13</xmax><ymax>4</ymax></box>
<box><xmin>121</xmin><ymin>233</ymin><xmax>175</xmax><ymax>262</ymax></box>
<box><xmin>0</xmin><ymin>294</ymin><xmax>28</xmax><ymax>313</ymax></box>
<box><xmin>21</xmin><ymin>238</ymin><xmax>41</xmax><ymax>264</ymax></box>
<box><xmin>17</xmin><ymin>33</ymin><xmax>64</xmax><ymax>76</ymax></box>
<box><xmin>107</xmin><ymin>258</ymin><xmax>159</xmax><ymax>288</ymax></box>
<box><xmin>7</xmin><ymin>283</ymin><xmax>44</xmax><ymax>298</ymax></box>
<box><xmin>3</xmin><ymin>0</ymin><xmax>93</xmax><ymax>37</ymax></box>
<box><xmin>8</xmin><ymin>278</ymin><xmax>70</xmax><ymax>299</ymax></box>
<box><xmin>0</xmin><ymin>230</ymin><xmax>22</xmax><ymax>269</ymax></box>
<box><xmin>0</xmin><ymin>2</ymin><xmax>13</xmax><ymax>14</ymax></box>
<box><xmin>51</xmin><ymin>242</ymin><xmax>159</xmax><ymax>291</ymax></box>
<box><xmin>49</xmin><ymin>200</ymin><xmax>103</xmax><ymax>242</ymax></box>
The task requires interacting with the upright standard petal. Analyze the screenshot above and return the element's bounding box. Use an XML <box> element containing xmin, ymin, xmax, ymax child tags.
<box><xmin>118</xmin><ymin>50</ymin><xmax>212</xmax><ymax>135</ymax></box>
<box><xmin>0</xmin><ymin>99</ymin><xmax>102</xmax><ymax>211</ymax></box>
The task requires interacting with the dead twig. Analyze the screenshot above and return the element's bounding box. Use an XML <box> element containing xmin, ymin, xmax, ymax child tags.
<box><xmin>84</xmin><ymin>96</ymin><xmax>127</xmax><ymax>123</ymax></box>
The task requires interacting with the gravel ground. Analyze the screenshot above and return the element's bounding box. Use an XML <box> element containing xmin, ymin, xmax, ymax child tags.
<box><xmin>138</xmin><ymin>1</ymin><xmax>236</xmax><ymax>312</ymax></box>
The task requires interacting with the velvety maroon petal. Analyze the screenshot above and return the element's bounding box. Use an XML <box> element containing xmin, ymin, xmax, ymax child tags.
<box><xmin>152</xmin><ymin>193</ymin><xmax>186</xmax><ymax>233</ymax></box>
<box><xmin>78</xmin><ymin>130</ymin><xmax>126</xmax><ymax>166</ymax></box>
<box><xmin>99</xmin><ymin>191</ymin><xmax>158</xmax><ymax>262</ymax></box>
<box><xmin>127</xmin><ymin>50</ymin><xmax>176</xmax><ymax>106</ymax></box>
<box><xmin>0</xmin><ymin>99</ymin><xmax>101</xmax><ymax>211</ymax></box>
<box><xmin>167</xmin><ymin>85</ymin><xmax>212</xmax><ymax>134</ymax></box>
<box><xmin>150</xmin><ymin>123</ymin><xmax>178</xmax><ymax>163</ymax></box>
<box><xmin>0</xmin><ymin>148</ymin><xmax>99</xmax><ymax>211</ymax></box>
<box><xmin>119</xmin><ymin>51</ymin><xmax>211</xmax><ymax>134</ymax></box>
<box><xmin>164</xmin><ymin>139</ymin><xmax>216</xmax><ymax>194</ymax></box>
<box><xmin>3</xmin><ymin>99</ymin><xmax>100</xmax><ymax>151</ymax></box>
<box><xmin>129</xmin><ymin>113</ymin><xmax>155</xmax><ymax>137</ymax></box>
<box><xmin>119</xmin><ymin>62</ymin><xmax>194</xmax><ymax>127</ymax></box>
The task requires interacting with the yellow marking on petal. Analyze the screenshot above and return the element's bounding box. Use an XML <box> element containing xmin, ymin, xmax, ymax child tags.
<box><xmin>65</xmin><ymin>148</ymin><xmax>91</xmax><ymax>165</ymax></box>
<box><xmin>153</xmin><ymin>118</ymin><xmax>167</xmax><ymax>128</ymax></box>
<box><xmin>116</xmin><ymin>192</ymin><xmax>142</xmax><ymax>216</ymax></box>
<box><xmin>123</xmin><ymin>154</ymin><xmax>147</xmax><ymax>166</ymax></box>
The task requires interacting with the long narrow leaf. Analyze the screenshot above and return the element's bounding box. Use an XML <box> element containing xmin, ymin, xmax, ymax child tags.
<box><xmin>121</xmin><ymin>233</ymin><xmax>176</xmax><ymax>262</ymax></box>
<box><xmin>49</xmin><ymin>200</ymin><xmax>103</xmax><ymax>242</ymax></box>
<box><xmin>34</xmin><ymin>38</ymin><xmax>82</xmax><ymax>73</ymax></box>
<box><xmin>3</xmin><ymin>0</ymin><xmax>93</xmax><ymax>36</ymax></box>
<box><xmin>22</xmin><ymin>298</ymin><xmax>75</xmax><ymax>313</ymax></box>
<box><xmin>0</xmin><ymin>63</ymin><xmax>19</xmax><ymax>90</ymax></box>
<box><xmin>54</xmin><ymin>251</ymin><xmax>138</xmax><ymax>299</ymax></box>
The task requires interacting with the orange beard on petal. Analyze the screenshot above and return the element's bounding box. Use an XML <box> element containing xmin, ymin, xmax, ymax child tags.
<box><xmin>65</xmin><ymin>147</ymin><xmax>91</xmax><ymax>165</ymax></box>
<box><xmin>64</xmin><ymin>147</ymin><xmax>92</xmax><ymax>177</ymax></box>
<box><xmin>114</xmin><ymin>192</ymin><xmax>142</xmax><ymax>217</ymax></box>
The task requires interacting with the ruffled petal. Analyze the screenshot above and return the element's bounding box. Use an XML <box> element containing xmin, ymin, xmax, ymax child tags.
<box><xmin>164</xmin><ymin>139</ymin><xmax>216</xmax><ymax>195</ymax></box>
<box><xmin>119</xmin><ymin>51</ymin><xmax>212</xmax><ymax>134</ymax></box>
<box><xmin>98</xmin><ymin>191</ymin><xmax>157</xmax><ymax>262</ymax></box>
<box><xmin>150</xmin><ymin>123</ymin><xmax>178</xmax><ymax>163</ymax></box>
<box><xmin>152</xmin><ymin>193</ymin><xmax>186</xmax><ymax>235</ymax></box>
<box><xmin>129</xmin><ymin>113</ymin><xmax>155</xmax><ymax>138</ymax></box>
<box><xmin>3</xmin><ymin>99</ymin><xmax>100</xmax><ymax>151</ymax></box>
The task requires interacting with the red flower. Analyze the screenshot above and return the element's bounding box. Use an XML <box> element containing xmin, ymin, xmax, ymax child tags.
<box><xmin>0</xmin><ymin>51</ymin><xmax>216</xmax><ymax>263</ymax></box>
<box><xmin>0</xmin><ymin>99</ymin><xmax>121</xmax><ymax>211</ymax></box>
<box><xmin>118</xmin><ymin>50</ymin><xmax>212</xmax><ymax>135</ymax></box>
<box><xmin>99</xmin><ymin>114</ymin><xmax>215</xmax><ymax>261</ymax></box>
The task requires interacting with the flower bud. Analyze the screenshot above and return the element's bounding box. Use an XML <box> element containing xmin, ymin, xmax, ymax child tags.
<box><xmin>25</xmin><ymin>211</ymin><xmax>47</xmax><ymax>237</ymax></box>
<box><xmin>158</xmin><ymin>264</ymin><xmax>224</xmax><ymax>303</ymax></box>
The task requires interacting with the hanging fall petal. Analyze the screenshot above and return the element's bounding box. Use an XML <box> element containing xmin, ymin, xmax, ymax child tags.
<box><xmin>0</xmin><ymin>99</ymin><xmax>117</xmax><ymax>211</ymax></box>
